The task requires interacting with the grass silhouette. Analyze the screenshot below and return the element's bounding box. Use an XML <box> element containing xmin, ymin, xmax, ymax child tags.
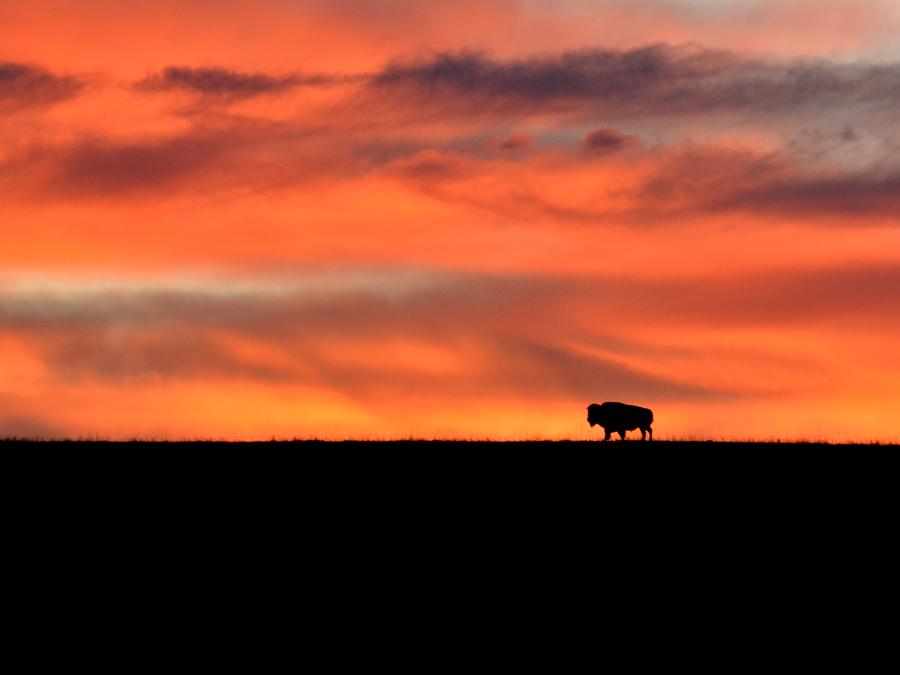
<box><xmin>1</xmin><ymin>437</ymin><xmax>896</xmax><ymax>448</ymax></box>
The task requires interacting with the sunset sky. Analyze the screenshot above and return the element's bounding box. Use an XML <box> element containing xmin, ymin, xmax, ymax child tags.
<box><xmin>2</xmin><ymin>0</ymin><xmax>900</xmax><ymax>440</ymax></box>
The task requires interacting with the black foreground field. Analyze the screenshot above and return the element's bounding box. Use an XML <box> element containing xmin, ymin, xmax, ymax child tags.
<box><xmin>4</xmin><ymin>438</ymin><xmax>896</xmax><ymax>484</ymax></box>
<box><xmin>7</xmin><ymin>438</ymin><xmax>896</xmax><ymax>479</ymax></box>
<box><xmin>6</xmin><ymin>439</ymin><xmax>896</xmax><ymax>538</ymax></box>
<box><xmin>5</xmin><ymin>437</ymin><xmax>896</xmax><ymax>512</ymax></box>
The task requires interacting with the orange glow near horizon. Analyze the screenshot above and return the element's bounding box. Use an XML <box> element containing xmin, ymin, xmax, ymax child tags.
<box><xmin>2</xmin><ymin>1</ymin><xmax>900</xmax><ymax>440</ymax></box>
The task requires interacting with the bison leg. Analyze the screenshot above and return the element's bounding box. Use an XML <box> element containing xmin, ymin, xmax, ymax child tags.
<box><xmin>604</xmin><ymin>429</ymin><xmax>612</xmax><ymax>442</ymax></box>
<box><xmin>647</xmin><ymin>426</ymin><xmax>653</xmax><ymax>441</ymax></box>
<box><xmin>640</xmin><ymin>428</ymin><xmax>647</xmax><ymax>441</ymax></box>
<box><xmin>618</xmin><ymin>430</ymin><xmax>627</xmax><ymax>440</ymax></box>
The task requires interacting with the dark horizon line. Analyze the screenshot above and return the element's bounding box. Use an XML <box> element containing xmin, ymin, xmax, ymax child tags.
<box><xmin>1</xmin><ymin>437</ymin><xmax>897</xmax><ymax>447</ymax></box>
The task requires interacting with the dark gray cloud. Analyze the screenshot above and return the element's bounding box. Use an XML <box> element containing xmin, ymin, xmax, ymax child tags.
<box><xmin>373</xmin><ymin>46</ymin><xmax>730</xmax><ymax>103</ymax></box>
<box><xmin>368</xmin><ymin>45</ymin><xmax>900</xmax><ymax>120</ymax></box>
<box><xmin>134</xmin><ymin>45</ymin><xmax>900</xmax><ymax>122</ymax></box>
<box><xmin>718</xmin><ymin>170</ymin><xmax>900</xmax><ymax>218</ymax></box>
<box><xmin>635</xmin><ymin>146</ymin><xmax>900</xmax><ymax>221</ymax></box>
<box><xmin>135</xmin><ymin>66</ymin><xmax>361</xmax><ymax>99</ymax></box>
<box><xmin>0</xmin><ymin>61</ymin><xmax>84</xmax><ymax>111</ymax></box>
<box><xmin>583</xmin><ymin>128</ymin><xmax>639</xmax><ymax>155</ymax></box>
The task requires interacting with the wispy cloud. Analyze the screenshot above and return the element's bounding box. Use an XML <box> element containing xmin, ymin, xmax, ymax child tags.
<box><xmin>387</xmin><ymin>141</ymin><xmax>900</xmax><ymax>226</ymax></box>
<box><xmin>135</xmin><ymin>66</ymin><xmax>364</xmax><ymax>100</ymax></box>
<box><xmin>0</xmin><ymin>270</ymin><xmax>736</xmax><ymax>400</ymax></box>
<box><xmin>2</xmin><ymin>265</ymin><xmax>897</xmax><ymax>396</ymax></box>
<box><xmin>0</xmin><ymin>61</ymin><xmax>84</xmax><ymax>111</ymax></box>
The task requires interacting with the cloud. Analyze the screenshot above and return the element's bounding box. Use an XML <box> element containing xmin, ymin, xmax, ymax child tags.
<box><xmin>388</xmin><ymin>142</ymin><xmax>900</xmax><ymax>226</ymax></box>
<box><xmin>717</xmin><ymin>169</ymin><xmax>900</xmax><ymax>219</ymax></box>
<box><xmin>0</xmin><ymin>131</ymin><xmax>238</xmax><ymax>199</ymax></box>
<box><xmin>135</xmin><ymin>66</ymin><xmax>362</xmax><ymax>99</ymax></box>
<box><xmin>0</xmin><ymin>121</ymin><xmax>414</xmax><ymax>199</ymax></box>
<box><xmin>0</xmin><ymin>61</ymin><xmax>84</xmax><ymax>111</ymax></box>
<box><xmin>51</xmin><ymin>135</ymin><xmax>229</xmax><ymax>194</ymax></box>
<box><xmin>568</xmin><ymin>264</ymin><xmax>900</xmax><ymax>327</ymax></box>
<box><xmin>5</xmin><ymin>47</ymin><xmax>899</xmax><ymax>221</ymax></box>
<box><xmin>367</xmin><ymin>45</ymin><xmax>900</xmax><ymax>122</ymax></box>
<box><xmin>2</xmin><ymin>264</ymin><xmax>898</xmax><ymax>404</ymax></box>
<box><xmin>42</xmin><ymin>330</ymin><xmax>299</xmax><ymax>384</ymax></box>
<box><xmin>635</xmin><ymin>145</ymin><xmax>900</xmax><ymax>222</ymax></box>
<box><xmin>500</xmin><ymin>134</ymin><xmax>533</xmax><ymax>151</ymax></box>
<box><xmin>583</xmin><ymin>128</ymin><xmax>639</xmax><ymax>155</ymax></box>
<box><xmin>0</xmin><ymin>270</ymin><xmax>732</xmax><ymax>401</ymax></box>
<box><xmin>487</xmin><ymin>338</ymin><xmax>726</xmax><ymax>401</ymax></box>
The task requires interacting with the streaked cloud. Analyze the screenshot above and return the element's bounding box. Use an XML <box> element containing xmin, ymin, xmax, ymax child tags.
<box><xmin>0</xmin><ymin>270</ymin><xmax>733</xmax><ymax>403</ymax></box>
<box><xmin>367</xmin><ymin>46</ymin><xmax>900</xmax><ymax>122</ymax></box>
<box><xmin>134</xmin><ymin>65</ymin><xmax>362</xmax><ymax>100</ymax></box>
<box><xmin>0</xmin><ymin>61</ymin><xmax>84</xmax><ymax>111</ymax></box>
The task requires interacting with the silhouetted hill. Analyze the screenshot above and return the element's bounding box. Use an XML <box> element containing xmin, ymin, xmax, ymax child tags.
<box><xmin>7</xmin><ymin>439</ymin><xmax>893</xmax><ymax>553</ymax></box>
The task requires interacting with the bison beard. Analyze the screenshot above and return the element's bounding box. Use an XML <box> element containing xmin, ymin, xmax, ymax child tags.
<box><xmin>587</xmin><ymin>402</ymin><xmax>654</xmax><ymax>441</ymax></box>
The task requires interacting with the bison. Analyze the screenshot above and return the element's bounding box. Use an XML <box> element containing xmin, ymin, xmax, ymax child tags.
<box><xmin>587</xmin><ymin>402</ymin><xmax>653</xmax><ymax>441</ymax></box>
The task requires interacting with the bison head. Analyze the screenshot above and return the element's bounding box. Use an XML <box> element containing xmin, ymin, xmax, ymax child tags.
<box><xmin>586</xmin><ymin>403</ymin><xmax>605</xmax><ymax>427</ymax></box>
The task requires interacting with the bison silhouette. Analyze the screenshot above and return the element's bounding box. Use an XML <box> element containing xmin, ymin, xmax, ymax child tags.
<box><xmin>587</xmin><ymin>402</ymin><xmax>653</xmax><ymax>441</ymax></box>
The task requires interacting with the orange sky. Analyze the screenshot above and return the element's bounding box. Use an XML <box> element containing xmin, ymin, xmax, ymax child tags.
<box><xmin>2</xmin><ymin>0</ymin><xmax>900</xmax><ymax>440</ymax></box>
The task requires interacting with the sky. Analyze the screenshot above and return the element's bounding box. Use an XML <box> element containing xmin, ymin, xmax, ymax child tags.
<box><xmin>2</xmin><ymin>0</ymin><xmax>900</xmax><ymax>440</ymax></box>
